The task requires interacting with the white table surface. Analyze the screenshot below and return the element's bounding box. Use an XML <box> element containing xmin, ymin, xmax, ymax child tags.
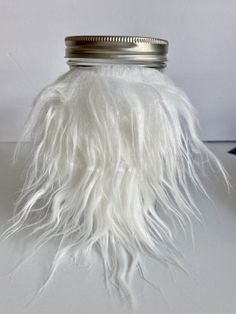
<box><xmin>0</xmin><ymin>142</ymin><xmax>235</xmax><ymax>314</ymax></box>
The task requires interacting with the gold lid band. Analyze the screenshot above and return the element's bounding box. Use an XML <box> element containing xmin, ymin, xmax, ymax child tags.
<box><xmin>65</xmin><ymin>35</ymin><xmax>168</xmax><ymax>69</ymax></box>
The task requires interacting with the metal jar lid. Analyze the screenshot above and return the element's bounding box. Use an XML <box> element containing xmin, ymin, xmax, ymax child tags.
<box><xmin>65</xmin><ymin>35</ymin><xmax>168</xmax><ymax>69</ymax></box>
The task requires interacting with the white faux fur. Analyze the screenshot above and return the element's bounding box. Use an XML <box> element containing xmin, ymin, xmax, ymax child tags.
<box><xmin>2</xmin><ymin>65</ymin><xmax>228</xmax><ymax>300</ymax></box>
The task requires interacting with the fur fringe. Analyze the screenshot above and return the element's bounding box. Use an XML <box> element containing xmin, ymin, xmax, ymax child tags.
<box><xmin>2</xmin><ymin>65</ymin><xmax>228</xmax><ymax>301</ymax></box>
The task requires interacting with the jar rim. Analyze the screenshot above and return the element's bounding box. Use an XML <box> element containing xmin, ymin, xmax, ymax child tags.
<box><xmin>65</xmin><ymin>35</ymin><xmax>168</xmax><ymax>69</ymax></box>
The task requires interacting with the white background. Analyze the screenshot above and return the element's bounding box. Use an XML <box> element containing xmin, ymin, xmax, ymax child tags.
<box><xmin>0</xmin><ymin>0</ymin><xmax>236</xmax><ymax>141</ymax></box>
<box><xmin>0</xmin><ymin>2</ymin><xmax>236</xmax><ymax>313</ymax></box>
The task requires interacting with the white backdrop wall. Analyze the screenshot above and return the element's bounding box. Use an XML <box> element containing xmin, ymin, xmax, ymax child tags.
<box><xmin>0</xmin><ymin>0</ymin><xmax>235</xmax><ymax>142</ymax></box>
